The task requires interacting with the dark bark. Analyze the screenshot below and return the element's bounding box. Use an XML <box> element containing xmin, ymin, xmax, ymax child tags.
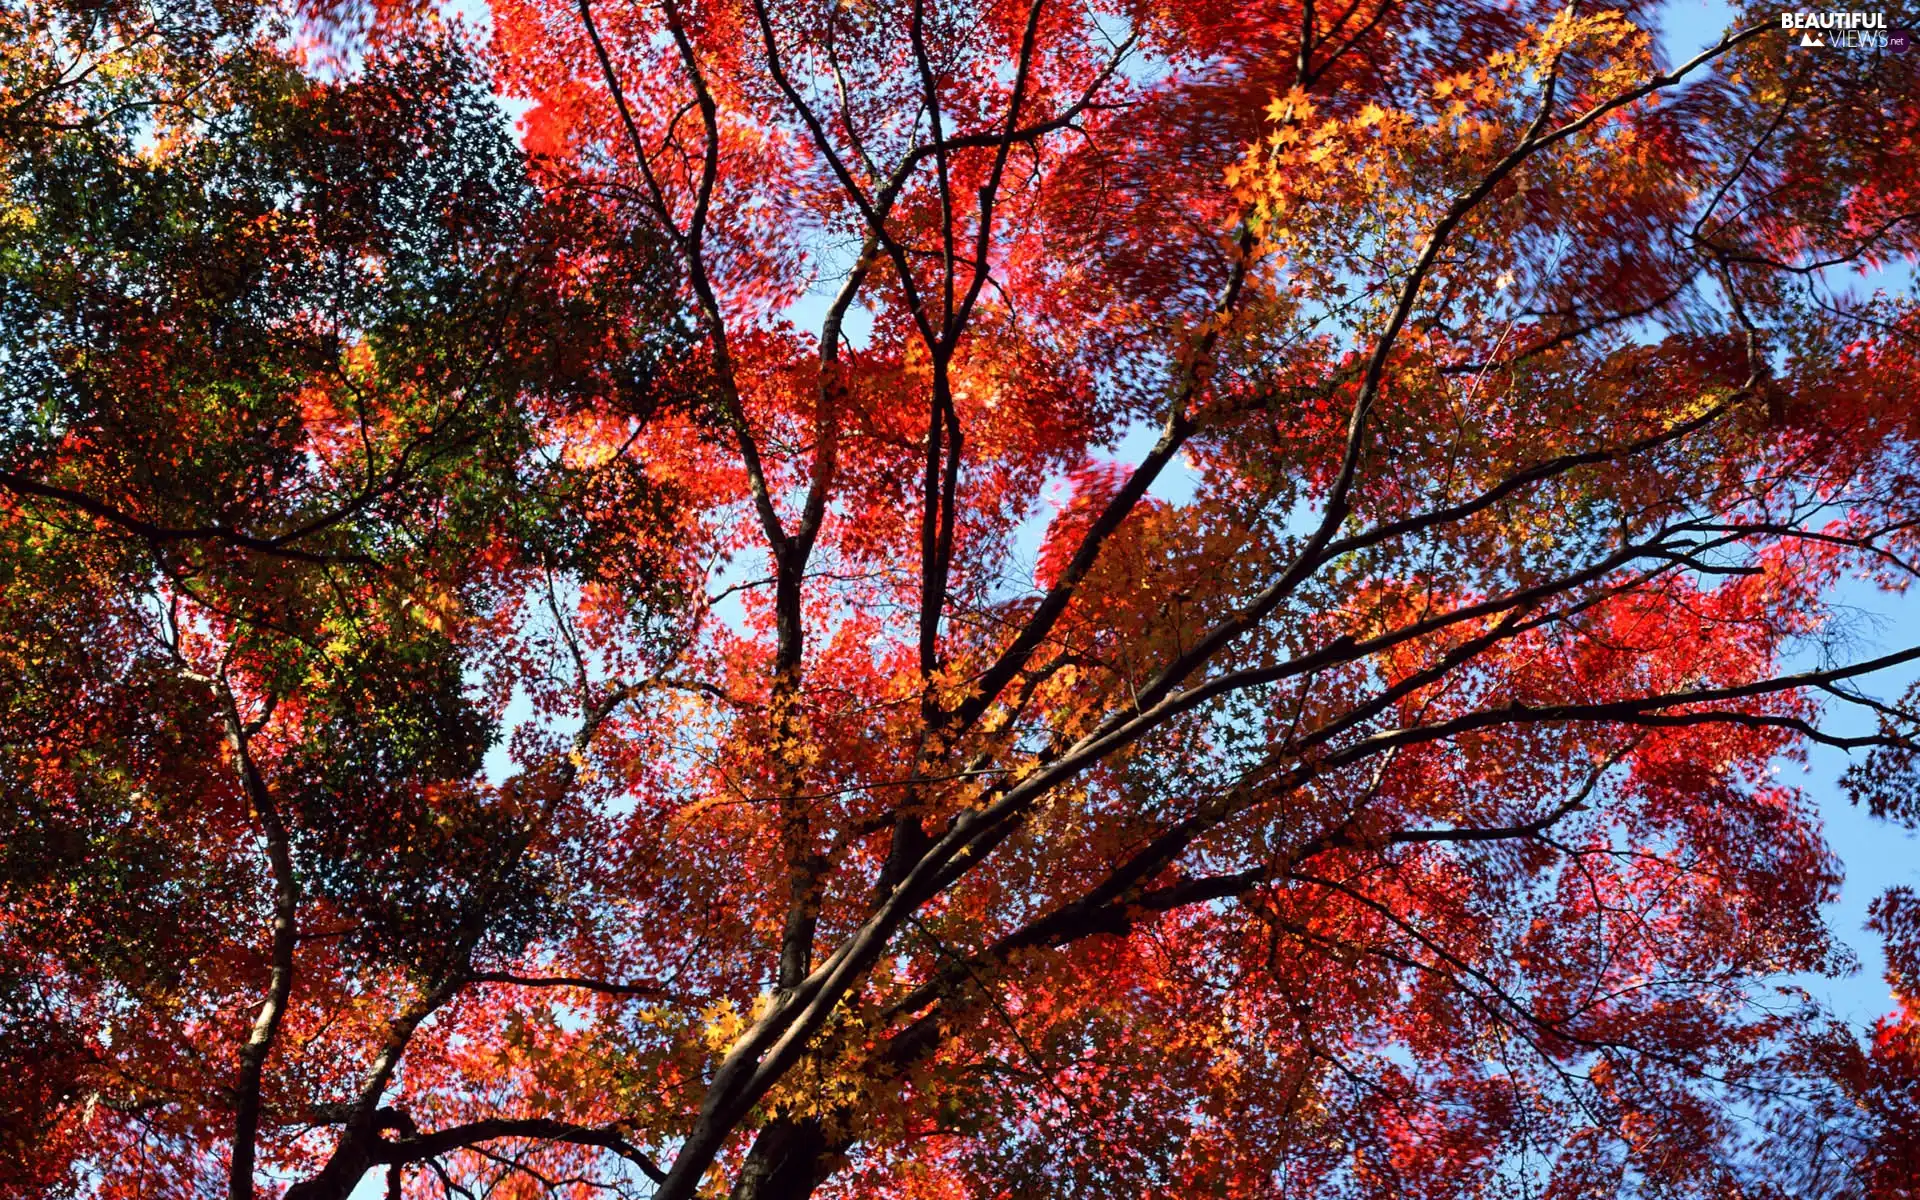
<box><xmin>727</xmin><ymin>1116</ymin><xmax>849</xmax><ymax>1200</ymax></box>
<box><xmin>227</xmin><ymin>713</ymin><xmax>299</xmax><ymax>1200</ymax></box>
<box><xmin>282</xmin><ymin>1129</ymin><xmax>375</xmax><ymax>1200</ymax></box>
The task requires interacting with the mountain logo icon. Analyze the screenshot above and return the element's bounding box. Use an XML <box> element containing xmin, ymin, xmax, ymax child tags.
<box><xmin>1799</xmin><ymin>30</ymin><xmax>1826</xmax><ymax>47</ymax></box>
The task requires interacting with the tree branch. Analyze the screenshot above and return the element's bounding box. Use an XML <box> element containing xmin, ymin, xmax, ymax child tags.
<box><xmin>378</xmin><ymin>1118</ymin><xmax>667</xmax><ymax>1184</ymax></box>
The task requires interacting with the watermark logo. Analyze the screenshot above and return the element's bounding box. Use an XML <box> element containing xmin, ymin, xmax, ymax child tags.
<box><xmin>1780</xmin><ymin>10</ymin><xmax>1910</xmax><ymax>50</ymax></box>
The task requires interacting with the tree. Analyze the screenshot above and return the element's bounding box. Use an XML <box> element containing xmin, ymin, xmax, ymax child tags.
<box><xmin>1860</xmin><ymin>892</ymin><xmax>1920</xmax><ymax>1198</ymax></box>
<box><xmin>4</xmin><ymin>0</ymin><xmax>1920</xmax><ymax>1196</ymax></box>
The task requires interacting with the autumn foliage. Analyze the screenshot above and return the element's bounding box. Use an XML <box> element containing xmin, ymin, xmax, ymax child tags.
<box><xmin>4</xmin><ymin>0</ymin><xmax>1920</xmax><ymax>1196</ymax></box>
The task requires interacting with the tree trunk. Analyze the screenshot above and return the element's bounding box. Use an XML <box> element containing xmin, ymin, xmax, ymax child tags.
<box><xmin>727</xmin><ymin>1116</ymin><xmax>849</xmax><ymax>1200</ymax></box>
<box><xmin>282</xmin><ymin>1129</ymin><xmax>374</xmax><ymax>1200</ymax></box>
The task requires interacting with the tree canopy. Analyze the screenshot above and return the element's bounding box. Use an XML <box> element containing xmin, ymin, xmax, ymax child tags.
<box><xmin>3</xmin><ymin>0</ymin><xmax>1920</xmax><ymax>1197</ymax></box>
